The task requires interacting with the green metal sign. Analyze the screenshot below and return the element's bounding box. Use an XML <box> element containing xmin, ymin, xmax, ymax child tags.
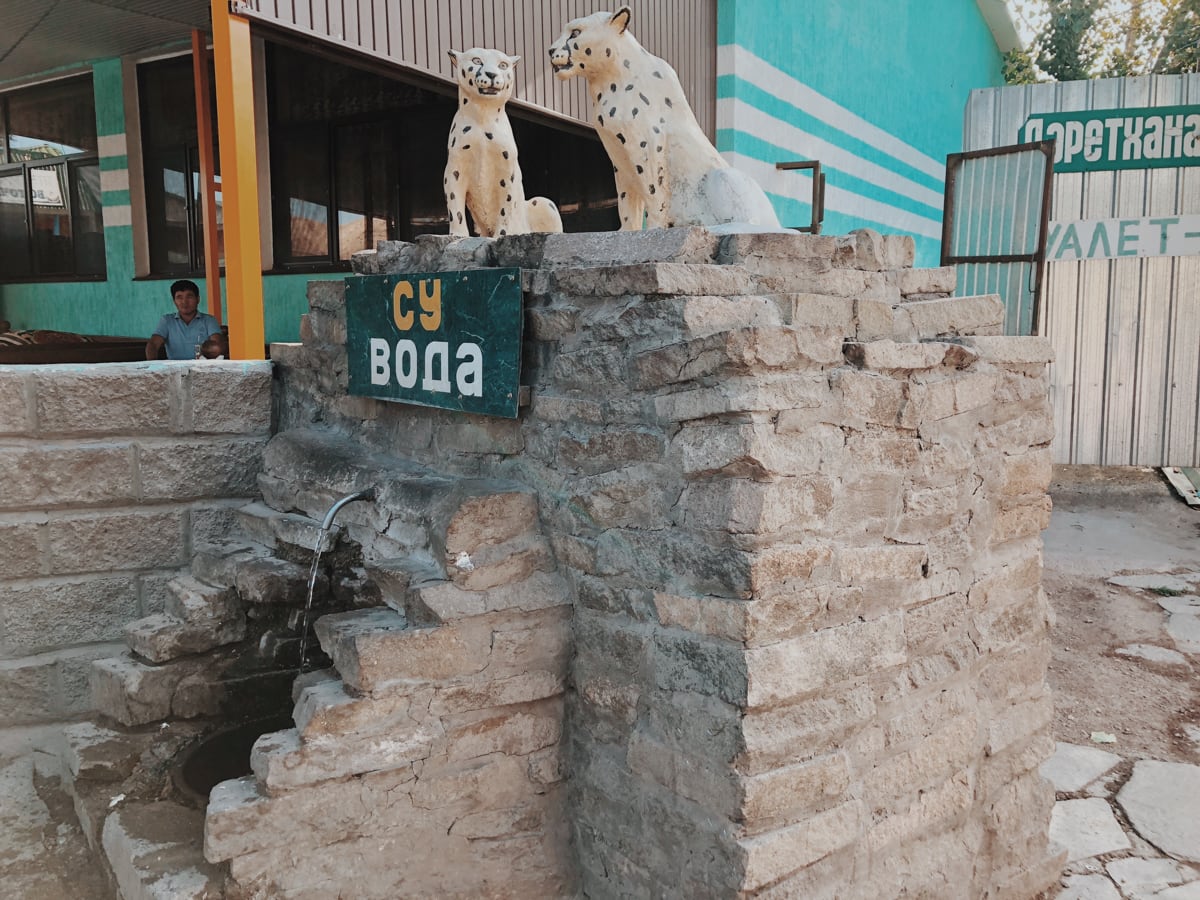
<box><xmin>1019</xmin><ymin>105</ymin><xmax>1200</xmax><ymax>172</ymax></box>
<box><xmin>345</xmin><ymin>268</ymin><xmax>523</xmax><ymax>418</ymax></box>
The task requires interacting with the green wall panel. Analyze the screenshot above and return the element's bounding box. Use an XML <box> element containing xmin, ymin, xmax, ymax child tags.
<box><xmin>718</xmin><ymin>0</ymin><xmax>1006</xmax><ymax>265</ymax></box>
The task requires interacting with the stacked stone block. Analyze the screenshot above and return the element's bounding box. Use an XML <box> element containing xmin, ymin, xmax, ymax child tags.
<box><xmin>0</xmin><ymin>361</ymin><xmax>271</xmax><ymax>727</ymax></box>
<box><xmin>202</xmin><ymin>428</ymin><xmax>576</xmax><ymax>898</ymax></box>
<box><xmin>253</xmin><ymin>227</ymin><xmax>1062</xmax><ymax>898</ymax></box>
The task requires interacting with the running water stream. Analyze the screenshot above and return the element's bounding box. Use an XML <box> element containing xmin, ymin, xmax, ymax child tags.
<box><xmin>297</xmin><ymin>488</ymin><xmax>376</xmax><ymax>672</ymax></box>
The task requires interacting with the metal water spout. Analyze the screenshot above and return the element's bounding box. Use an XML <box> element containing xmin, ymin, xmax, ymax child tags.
<box><xmin>298</xmin><ymin>487</ymin><xmax>377</xmax><ymax>672</ymax></box>
<box><xmin>320</xmin><ymin>487</ymin><xmax>377</xmax><ymax>532</ymax></box>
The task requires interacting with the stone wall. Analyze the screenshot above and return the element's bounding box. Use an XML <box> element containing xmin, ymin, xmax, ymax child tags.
<box><xmin>238</xmin><ymin>227</ymin><xmax>1061</xmax><ymax>898</ymax></box>
<box><xmin>0</xmin><ymin>361</ymin><xmax>272</xmax><ymax>727</ymax></box>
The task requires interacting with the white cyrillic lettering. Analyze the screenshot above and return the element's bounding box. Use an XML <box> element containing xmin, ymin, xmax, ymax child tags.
<box><xmin>455</xmin><ymin>343</ymin><xmax>484</xmax><ymax>397</ymax></box>
<box><xmin>1084</xmin><ymin>119</ymin><xmax>1104</xmax><ymax>162</ymax></box>
<box><xmin>396</xmin><ymin>340</ymin><xmax>418</xmax><ymax>388</ymax></box>
<box><xmin>370</xmin><ymin>338</ymin><xmax>390</xmax><ymax>386</ymax></box>
<box><xmin>1163</xmin><ymin>115</ymin><xmax>1184</xmax><ymax>159</ymax></box>
<box><xmin>1185</xmin><ymin>114</ymin><xmax>1200</xmax><ymax>157</ymax></box>
<box><xmin>1143</xmin><ymin>115</ymin><xmax>1164</xmax><ymax>159</ymax></box>
<box><xmin>1104</xmin><ymin>118</ymin><xmax>1124</xmax><ymax>160</ymax></box>
<box><xmin>1046</xmin><ymin>122</ymin><xmax>1066</xmax><ymax>162</ymax></box>
<box><xmin>1063</xmin><ymin>121</ymin><xmax>1085</xmax><ymax>162</ymax></box>
<box><xmin>1022</xmin><ymin>118</ymin><xmax>1044</xmax><ymax>143</ymax></box>
<box><xmin>1123</xmin><ymin>117</ymin><xmax>1144</xmax><ymax>161</ymax></box>
<box><xmin>423</xmin><ymin>341</ymin><xmax>451</xmax><ymax>393</ymax></box>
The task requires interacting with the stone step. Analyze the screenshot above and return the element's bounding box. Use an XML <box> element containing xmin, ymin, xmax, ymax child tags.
<box><xmin>190</xmin><ymin>541</ymin><xmax>271</xmax><ymax>590</ymax></box>
<box><xmin>91</xmin><ymin>653</ymin><xmax>211</xmax><ymax>727</ymax></box>
<box><xmin>165</xmin><ymin>575</ymin><xmax>242</xmax><ymax>626</ymax></box>
<box><xmin>234</xmin><ymin>555</ymin><xmax>325</xmax><ymax>607</ymax></box>
<box><xmin>125</xmin><ymin>613</ymin><xmax>246</xmax><ymax>664</ymax></box>
<box><xmin>235</xmin><ymin>501</ymin><xmax>328</xmax><ymax>554</ymax></box>
<box><xmin>101</xmin><ymin>801</ymin><xmax>225</xmax><ymax>900</ymax></box>
<box><xmin>902</xmin><ymin>293</ymin><xmax>1005</xmax><ymax>339</ymax></box>
<box><xmin>91</xmin><ymin>651</ymin><xmax>294</xmax><ymax>726</ymax></box>
<box><xmin>60</xmin><ymin>720</ymin><xmax>156</xmax><ymax>785</ymax></box>
<box><xmin>313</xmin><ymin>605</ymin><xmax>570</xmax><ymax>695</ymax></box>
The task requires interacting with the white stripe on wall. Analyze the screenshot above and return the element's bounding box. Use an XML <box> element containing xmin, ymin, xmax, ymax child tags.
<box><xmin>725</xmin><ymin>151</ymin><xmax>942</xmax><ymax>239</ymax></box>
<box><xmin>100</xmin><ymin>168</ymin><xmax>129</xmax><ymax>193</ymax></box>
<box><xmin>719</xmin><ymin>98</ymin><xmax>944</xmax><ymax>212</ymax></box>
<box><xmin>103</xmin><ymin>205</ymin><xmax>132</xmax><ymax>227</ymax></box>
<box><xmin>97</xmin><ymin>134</ymin><xmax>127</xmax><ymax>157</ymax></box>
<box><xmin>718</xmin><ymin>44</ymin><xmax>945</xmax><ymax>182</ymax></box>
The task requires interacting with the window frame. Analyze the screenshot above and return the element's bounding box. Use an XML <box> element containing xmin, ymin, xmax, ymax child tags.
<box><xmin>0</xmin><ymin>74</ymin><xmax>105</xmax><ymax>284</ymax></box>
<box><xmin>136</xmin><ymin>54</ymin><xmax>222</xmax><ymax>278</ymax></box>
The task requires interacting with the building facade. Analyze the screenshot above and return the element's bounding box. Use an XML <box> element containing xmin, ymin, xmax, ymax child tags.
<box><xmin>0</xmin><ymin>0</ymin><xmax>1015</xmax><ymax>347</ymax></box>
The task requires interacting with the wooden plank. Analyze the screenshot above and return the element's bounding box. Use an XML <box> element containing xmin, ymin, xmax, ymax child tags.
<box><xmin>1162</xmin><ymin>467</ymin><xmax>1200</xmax><ymax>506</ymax></box>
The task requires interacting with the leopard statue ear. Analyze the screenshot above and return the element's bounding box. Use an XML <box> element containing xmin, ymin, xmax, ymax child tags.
<box><xmin>508</xmin><ymin>54</ymin><xmax>521</xmax><ymax>67</ymax></box>
<box><xmin>610</xmin><ymin>6</ymin><xmax>632</xmax><ymax>34</ymax></box>
<box><xmin>447</xmin><ymin>49</ymin><xmax>460</xmax><ymax>70</ymax></box>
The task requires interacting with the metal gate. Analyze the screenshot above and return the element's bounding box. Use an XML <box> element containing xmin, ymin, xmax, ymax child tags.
<box><xmin>941</xmin><ymin>141</ymin><xmax>1055</xmax><ymax>335</ymax></box>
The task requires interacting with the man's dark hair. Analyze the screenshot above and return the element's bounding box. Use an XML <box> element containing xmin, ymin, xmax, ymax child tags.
<box><xmin>171</xmin><ymin>279</ymin><xmax>201</xmax><ymax>297</ymax></box>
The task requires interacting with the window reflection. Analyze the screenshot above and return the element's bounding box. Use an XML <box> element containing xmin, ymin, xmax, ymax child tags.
<box><xmin>0</xmin><ymin>75</ymin><xmax>103</xmax><ymax>281</ymax></box>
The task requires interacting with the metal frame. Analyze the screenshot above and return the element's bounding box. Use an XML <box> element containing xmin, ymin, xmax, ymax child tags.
<box><xmin>941</xmin><ymin>139</ymin><xmax>1056</xmax><ymax>331</ymax></box>
<box><xmin>775</xmin><ymin>160</ymin><xmax>825</xmax><ymax>234</ymax></box>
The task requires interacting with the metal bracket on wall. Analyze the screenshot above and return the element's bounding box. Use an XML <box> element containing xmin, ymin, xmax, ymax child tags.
<box><xmin>775</xmin><ymin>160</ymin><xmax>825</xmax><ymax>234</ymax></box>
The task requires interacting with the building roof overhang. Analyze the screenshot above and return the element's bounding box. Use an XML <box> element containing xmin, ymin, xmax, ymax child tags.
<box><xmin>0</xmin><ymin>0</ymin><xmax>211</xmax><ymax>86</ymax></box>
<box><xmin>976</xmin><ymin>0</ymin><xmax>1023</xmax><ymax>54</ymax></box>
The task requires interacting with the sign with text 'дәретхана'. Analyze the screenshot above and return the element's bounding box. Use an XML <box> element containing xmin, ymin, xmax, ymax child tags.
<box><xmin>345</xmin><ymin>268</ymin><xmax>523</xmax><ymax>418</ymax></box>
<box><xmin>1020</xmin><ymin>105</ymin><xmax>1200</xmax><ymax>172</ymax></box>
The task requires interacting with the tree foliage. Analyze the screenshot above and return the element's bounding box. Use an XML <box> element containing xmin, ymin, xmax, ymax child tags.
<box><xmin>1007</xmin><ymin>0</ymin><xmax>1200</xmax><ymax>82</ymax></box>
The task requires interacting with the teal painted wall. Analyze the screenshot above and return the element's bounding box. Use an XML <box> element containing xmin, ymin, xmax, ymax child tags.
<box><xmin>0</xmin><ymin>58</ymin><xmax>331</xmax><ymax>346</ymax></box>
<box><xmin>717</xmin><ymin>0</ymin><xmax>1006</xmax><ymax>265</ymax></box>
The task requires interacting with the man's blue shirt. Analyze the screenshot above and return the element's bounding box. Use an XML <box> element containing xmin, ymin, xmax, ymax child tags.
<box><xmin>153</xmin><ymin>312</ymin><xmax>221</xmax><ymax>360</ymax></box>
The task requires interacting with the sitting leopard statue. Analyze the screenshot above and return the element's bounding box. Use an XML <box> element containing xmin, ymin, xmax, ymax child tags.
<box><xmin>549</xmin><ymin>7</ymin><xmax>781</xmax><ymax>231</ymax></box>
<box><xmin>444</xmin><ymin>47</ymin><xmax>563</xmax><ymax>238</ymax></box>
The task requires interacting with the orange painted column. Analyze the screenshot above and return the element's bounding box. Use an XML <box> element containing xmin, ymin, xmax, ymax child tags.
<box><xmin>211</xmin><ymin>0</ymin><xmax>265</xmax><ymax>359</ymax></box>
<box><xmin>192</xmin><ymin>29</ymin><xmax>223</xmax><ymax>326</ymax></box>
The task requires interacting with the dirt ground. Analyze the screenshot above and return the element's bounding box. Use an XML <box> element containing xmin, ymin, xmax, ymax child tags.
<box><xmin>1043</xmin><ymin>467</ymin><xmax>1200</xmax><ymax>765</ymax></box>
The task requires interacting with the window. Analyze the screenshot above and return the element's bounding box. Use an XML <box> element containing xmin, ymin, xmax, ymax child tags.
<box><xmin>266</xmin><ymin>44</ymin><xmax>617</xmax><ymax>270</ymax></box>
<box><xmin>0</xmin><ymin>75</ymin><xmax>104</xmax><ymax>281</ymax></box>
<box><xmin>138</xmin><ymin>56</ymin><xmax>223</xmax><ymax>275</ymax></box>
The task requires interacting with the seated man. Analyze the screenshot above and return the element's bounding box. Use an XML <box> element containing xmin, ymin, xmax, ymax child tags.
<box><xmin>145</xmin><ymin>279</ymin><xmax>227</xmax><ymax>360</ymax></box>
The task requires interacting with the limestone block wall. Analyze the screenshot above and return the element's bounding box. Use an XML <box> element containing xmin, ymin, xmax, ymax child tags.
<box><xmin>202</xmin><ymin>429</ymin><xmax>577</xmax><ymax>898</ymax></box>
<box><xmin>0</xmin><ymin>361</ymin><xmax>272</xmax><ymax>727</ymax></box>
<box><xmin>265</xmin><ymin>228</ymin><xmax>1062</xmax><ymax>899</ymax></box>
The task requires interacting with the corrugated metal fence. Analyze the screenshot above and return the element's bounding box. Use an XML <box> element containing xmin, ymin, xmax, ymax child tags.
<box><xmin>237</xmin><ymin>0</ymin><xmax>717</xmax><ymax>137</ymax></box>
<box><xmin>966</xmin><ymin>75</ymin><xmax>1200</xmax><ymax>466</ymax></box>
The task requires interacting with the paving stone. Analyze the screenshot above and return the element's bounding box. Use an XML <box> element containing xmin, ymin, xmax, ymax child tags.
<box><xmin>1056</xmin><ymin>873</ymin><xmax>1122</xmax><ymax>900</ymax></box>
<box><xmin>1154</xmin><ymin>882</ymin><xmax>1200</xmax><ymax>900</ymax></box>
<box><xmin>101</xmin><ymin>800</ymin><xmax>225</xmax><ymax>900</ymax></box>
<box><xmin>1108</xmin><ymin>574</ymin><xmax>1197</xmax><ymax>594</ymax></box>
<box><xmin>1049</xmin><ymin>798</ymin><xmax>1132</xmax><ymax>862</ymax></box>
<box><xmin>1160</xmin><ymin>596</ymin><xmax>1200</xmax><ymax>615</ymax></box>
<box><xmin>1107</xmin><ymin>857</ymin><xmax>1197</xmax><ymax>899</ymax></box>
<box><xmin>1117</xmin><ymin>761</ymin><xmax>1200</xmax><ymax>862</ymax></box>
<box><xmin>1167</xmin><ymin>614</ymin><xmax>1200</xmax><ymax>654</ymax></box>
<box><xmin>1040</xmin><ymin>742</ymin><xmax>1123</xmax><ymax>793</ymax></box>
<box><xmin>1115</xmin><ymin>644</ymin><xmax>1191</xmax><ymax>667</ymax></box>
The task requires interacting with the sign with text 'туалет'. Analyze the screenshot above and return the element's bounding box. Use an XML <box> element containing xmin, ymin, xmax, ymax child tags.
<box><xmin>1019</xmin><ymin>105</ymin><xmax>1200</xmax><ymax>172</ymax></box>
<box><xmin>345</xmin><ymin>268</ymin><xmax>522</xmax><ymax>418</ymax></box>
<box><xmin>1046</xmin><ymin>215</ymin><xmax>1200</xmax><ymax>261</ymax></box>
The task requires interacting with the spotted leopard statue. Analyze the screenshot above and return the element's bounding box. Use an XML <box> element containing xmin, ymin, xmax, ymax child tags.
<box><xmin>444</xmin><ymin>47</ymin><xmax>563</xmax><ymax>238</ymax></box>
<box><xmin>549</xmin><ymin>7</ymin><xmax>781</xmax><ymax>231</ymax></box>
